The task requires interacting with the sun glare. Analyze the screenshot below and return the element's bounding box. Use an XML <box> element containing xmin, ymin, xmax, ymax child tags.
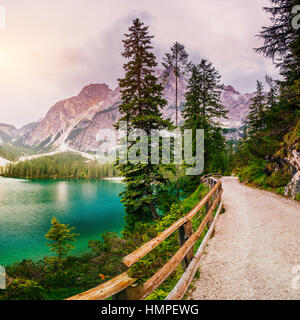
<box><xmin>0</xmin><ymin>50</ymin><xmax>10</xmax><ymax>67</ymax></box>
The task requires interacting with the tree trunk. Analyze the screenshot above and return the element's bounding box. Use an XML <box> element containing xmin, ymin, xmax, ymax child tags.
<box><xmin>175</xmin><ymin>70</ymin><xmax>178</xmax><ymax>127</ymax></box>
<box><xmin>149</xmin><ymin>201</ymin><xmax>159</xmax><ymax>220</ymax></box>
<box><xmin>58</xmin><ymin>250</ymin><xmax>62</xmax><ymax>269</ymax></box>
<box><xmin>175</xmin><ymin>66</ymin><xmax>180</xmax><ymax>200</ymax></box>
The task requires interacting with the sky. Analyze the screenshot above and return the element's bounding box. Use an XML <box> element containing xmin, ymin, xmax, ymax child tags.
<box><xmin>0</xmin><ymin>0</ymin><xmax>278</xmax><ymax>128</ymax></box>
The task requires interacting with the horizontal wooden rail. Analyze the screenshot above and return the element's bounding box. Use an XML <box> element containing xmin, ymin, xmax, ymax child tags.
<box><xmin>200</xmin><ymin>173</ymin><xmax>222</xmax><ymax>182</ymax></box>
<box><xmin>123</xmin><ymin>180</ymin><xmax>222</xmax><ymax>268</ymax></box>
<box><xmin>166</xmin><ymin>200</ymin><xmax>223</xmax><ymax>300</ymax></box>
<box><xmin>67</xmin><ymin>272</ymin><xmax>136</xmax><ymax>300</ymax></box>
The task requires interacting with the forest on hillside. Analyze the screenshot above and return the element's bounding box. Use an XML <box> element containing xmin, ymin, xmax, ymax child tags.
<box><xmin>1</xmin><ymin>152</ymin><xmax>118</xmax><ymax>179</ymax></box>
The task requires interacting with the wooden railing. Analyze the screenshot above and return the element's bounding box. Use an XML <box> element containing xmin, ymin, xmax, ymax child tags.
<box><xmin>67</xmin><ymin>175</ymin><xmax>223</xmax><ymax>300</ymax></box>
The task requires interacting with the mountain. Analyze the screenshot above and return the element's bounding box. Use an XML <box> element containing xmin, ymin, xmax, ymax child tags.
<box><xmin>0</xmin><ymin>123</ymin><xmax>19</xmax><ymax>143</ymax></box>
<box><xmin>17</xmin><ymin>122</ymin><xmax>39</xmax><ymax>137</ymax></box>
<box><xmin>0</xmin><ymin>122</ymin><xmax>38</xmax><ymax>143</ymax></box>
<box><xmin>17</xmin><ymin>75</ymin><xmax>256</xmax><ymax>153</ymax></box>
<box><xmin>19</xmin><ymin>84</ymin><xmax>111</xmax><ymax>149</ymax></box>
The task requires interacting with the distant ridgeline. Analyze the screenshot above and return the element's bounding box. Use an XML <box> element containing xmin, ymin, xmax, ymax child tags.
<box><xmin>1</xmin><ymin>152</ymin><xmax>118</xmax><ymax>179</ymax></box>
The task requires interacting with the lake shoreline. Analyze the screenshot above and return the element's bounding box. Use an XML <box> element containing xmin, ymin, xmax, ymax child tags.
<box><xmin>101</xmin><ymin>177</ymin><xmax>123</xmax><ymax>182</ymax></box>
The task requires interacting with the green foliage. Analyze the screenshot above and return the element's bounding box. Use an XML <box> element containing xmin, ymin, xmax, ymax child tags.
<box><xmin>5</xmin><ymin>259</ymin><xmax>45</xmax><ymax>281</ymax></box>
<box><xmin>275</xmin><ymin>187</ymin><xmax>285</xmax><ymax>195</ymax></box>
<box><xmin>182</xmin><ymin>60</ymin><xmax>229</xmax><ymax>177</ymax></box>
<box><xmin>1</xmin><ymin>253</ymin><xmax>109</xmax><ymax>300</ymax></box>
<box><xmin>234</xmin><ymin>1</ymin><xmax>300</xmax><ymax>198</ymax></box>
<box><xmin>4</xmin><ymin>278</ymin><xmax>45</xmax><ymax>300</ymax></box>
<box><xmin>43</xmin><ymin>269</ymin><xmax>79</xmax><ymax>288</ymax></box>
<box><xmin>183</xmin><ymin>60</ymin><xmax>228</xmax><ymax>125</ymax></box>
<box><xmin>266</xmin><ymin>170</ymin><xmax>292</xmax><ymax>188</ymax></box>
<box><xmin>2</xmin><ymin>152</ymin><xmax>118</xmax><ymax>179</ymax></box>
<box><xmin>246</xmin><ymin>81</ymin><xmax>267</xmax><ymax>134</ymax></box>
<box><xmin>163</xmin><ymin>42</ymin><xmax>189</xmax><ymax>81</ymax></box>
<box><xmin>236</xmin><ymin>161</ymin><xmax>268</xmax><ymax>188</ymax></box>
<box><xmin>0</xmin><ymin>143</ymin><xmax>35</xmax><ymax>161</ymax></box>
<box><xmin>235</xmin><ymin>160</ymin><xmax>292</xmax><ymax>192</ymax></box>
<box><xmin>255</xmin><ymin>0</ymin><xmax>300</xmax><ymax>82</ymax></box>
<box><xmin>145</xmin><ymin>266</ymin><xmax>183</xmax><ymax>300</ymax></box>
<box><xmin>88</xmin><ymin>232</ymin><xmax>133</xmax><ymax>276</ymax></box>
<box><xmin>128</xmin><ymin>204</ymin><xmax>181</xmax><ymax>282</ymax></box>
<box><xmin>275</xmin><ymin>120</ymin><xmax>300</xmax><ymax>158</ymax></box>
<box><xmin>180</xmin><ymin>184</ymin><xmax>209</xmax><ymax>214</ymax></box>
<box><xmin>45</xmin><ymin>217</ymin><xmax>79</xmax><ymax>265</ymax></box>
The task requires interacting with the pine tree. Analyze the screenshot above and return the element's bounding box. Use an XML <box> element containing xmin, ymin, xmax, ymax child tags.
<box><xmin>256</xmin><ymin>0</ymin><xmax>300</xmax><ymax>84</ymax></box>
<box><xmin>162</xmin><ymin>42</ymin><xmax>189</xmax><ymax>199</ymax></box>
<box><xmin>182</xmin><ymin>60</ymin><xmax>228</xmax><ymax>176</ymax></box>
<box><xmin>116</xmin><ymin>18</ymin><xmax>171</xmax><ymax>230</ymax></box>
<box><xmin>246</xmin><ymin>81</ymin><xmax>266</xmax><ymax>134</ymax></box>
<box><xmin>45</xmin><ymin>217</ymin><xmax>78</xmax><ymax>266</ymax></box>
<box><xmin>162</xmin><ymin>42</ymin><xmax>189</xmax><ymax>126</ymax></box>
<box><xmin>183</xmin><ymin>61</ymin><xmax>227</xmax><ymax>127</ymax></box>
<box><xmin>265</xmin><ymin>75</ymin><xmax>278</xmax><ymax>109</ymax></box>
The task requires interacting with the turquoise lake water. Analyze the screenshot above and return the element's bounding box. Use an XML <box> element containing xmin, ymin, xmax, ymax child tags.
<box><xmin>0</xmin><ymin>177</ymin><xmax>125</xmax><ymax>266</ymax></box>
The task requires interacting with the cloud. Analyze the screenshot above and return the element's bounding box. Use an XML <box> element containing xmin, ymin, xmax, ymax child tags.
<box><xmin>44</xmin><ymin>11</ymin><xmax>155</xmax><ymax>92</ymax></box>
<box><xmin>0</xmin><ymin>0</ymin><xmax>279</xmax><ymax>127</ymax></box>
<box><xmin>45</xmin><ymin>0</ymin><xmax>278</xmax><ymax>94</ymax></box>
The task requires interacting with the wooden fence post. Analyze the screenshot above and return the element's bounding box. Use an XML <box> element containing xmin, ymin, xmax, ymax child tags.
<box><xmin>206</xmin><ymin>195</ymin><xmax>212</xmax><ymax>229</ymax></box>
<box><xmin>206</xmin><ymin>178</ymin><xmax>218</xmax><ymax>228</ymax></box>
<box><xmin>178</xmin><ymin>221</ymin><xmax>194</xmax><ymax>270</ymax></box>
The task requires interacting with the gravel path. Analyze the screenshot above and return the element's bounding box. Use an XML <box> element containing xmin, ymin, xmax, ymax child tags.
<box><xmin>189</xmin><ymin>177</ymin><xmax>300</xmax><ymax>300</ymax></box>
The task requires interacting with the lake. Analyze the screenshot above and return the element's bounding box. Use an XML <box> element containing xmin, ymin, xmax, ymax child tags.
<box><xmin>0</xmin><ymin>177</ymin><xmax>125</xmax><ymax>266</ymax></box>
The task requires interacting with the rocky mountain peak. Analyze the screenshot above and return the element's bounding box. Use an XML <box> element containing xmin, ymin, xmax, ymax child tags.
<box><xmin>224</xmin><ymin>85</ymin><xmax>238</xmax><ymax>93</ymax></box>
<box><xmin>77</xmin><ymin>83</ymin><xmax>111</xmax><ymax>102</ymax></box>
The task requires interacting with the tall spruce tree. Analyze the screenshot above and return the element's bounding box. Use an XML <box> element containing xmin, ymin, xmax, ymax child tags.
<box><xmin>116</xmin><ymin>18</ymin><xmax>171</xmax><ymax>230</ymax></box>
<box><xmin>183</xmin><ymin>60</ymin><xmax>227</xmax><ymax>126</ymax></box>
<box><xmin>182</xmin><ymin>60</ymin><xmax>228</xmax><ymax>177</ymax></box>
<box><xmin>162</xmin><ymin>42</ymin><xmax>189</xmax><ymax>199</ymax></box>
<box><xmin>246</xmin><ymin>80</ymin><xmax>266</xmax><ymax>134</ymax></box>
<box><xmin>265</xmin><ymin>75</ymin><xmax>278</xmax><ymax>109</ymax></box>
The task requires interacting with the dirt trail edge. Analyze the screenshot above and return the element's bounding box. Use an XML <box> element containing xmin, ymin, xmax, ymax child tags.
<box><xmin>189</xmin><ymin>177</ymin><xmax>300</xmax><ymax>300</ymax></box>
